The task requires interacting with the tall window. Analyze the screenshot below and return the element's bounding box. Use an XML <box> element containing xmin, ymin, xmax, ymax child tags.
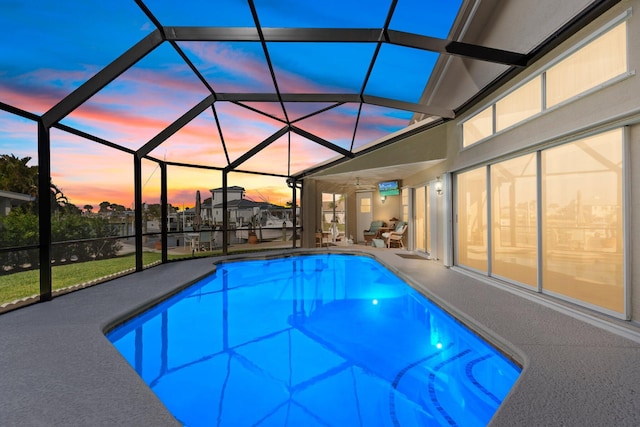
<box><xmin>456</xmin><ymin>128</ymin><xmax>626</xmax><ymax>315</ymax></box>
<box><xmin>463</xmin><ymin>106</ymin><xmax>493</xmax><ymax>147</ymax></box>
<box><xmin>461</xmin><ymin>20</ymin><xmax>628</xmax><ymax>147</ymax></box>
<box><xmin>322</xmin><ymin>193</ymin><xmax>345</xmax><ymax>240</ymax></box>
<box><xmin>541</xmin><ymin>129</ymin><xmax>624</xmax><ymax>313</ymax></box>
<box><xmin>491</xmin><ymin>153</ymin><xmax>538</xmax><ymax>287</ymax></box>
<box><xmin>546</xmin><ymin>22</ymin><xmax>627</xmax><ymax>108</ymax></box>
<box><xmin>495</xmin><ymin>77</ymin><xmax>542</xmax><ymax>132</ymax></box>
<box><xmin>359</xmin><ymin>197</ymin><xmax>371</xmax><ymax>214</ymax></box>
<box><xmin>457</xmin><ymin>167</ymin><xmax>488</xmax><ymax>272</ymax></box>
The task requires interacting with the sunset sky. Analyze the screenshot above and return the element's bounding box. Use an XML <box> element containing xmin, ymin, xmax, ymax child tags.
<box><xmin>0</xmin><ymin>0</ymin><xmax>461</xmax><ymax>209</ymax></box>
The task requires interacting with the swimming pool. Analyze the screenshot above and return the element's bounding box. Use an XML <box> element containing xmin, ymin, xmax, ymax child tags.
<box><xmin>107</xmin><ymin>254</ymin><xmax>520</xmax><ymax>426</ymax></box>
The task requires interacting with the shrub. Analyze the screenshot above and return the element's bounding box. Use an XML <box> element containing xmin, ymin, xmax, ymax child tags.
<box><xmin>1</xmin><ymin>210</ymin><xmax>122</xmax><ymax>274</ymax></box>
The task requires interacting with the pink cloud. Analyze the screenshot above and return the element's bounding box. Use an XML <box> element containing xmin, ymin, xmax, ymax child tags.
<box><xmin>167</xmin><ymin>188</ymin><xmax>197</xmax><ymax>208</ymax></box>
<box><xmin>292</xmin><ymin>106</ymin><xmax>360</xmax><ymax>145</ymax></box>
<box><xmin>1</xmin><ymin>39</ymin><xmax>411</xmax><ymax>211</ymax></box>
<box><xmin>60</xmin><ymin>67</ymin><xmax>288</xmax><ymax>154</ymax></box>
<box><xmin>215</xmin><ymin>101</ymin><xmax>285</xmax><ymax>125</ymax></box>
<box><xmin>181</xmin><ymin>42</ymin><xmax>276</xmax><ymax>92</ymax></box>
<box><xmin>0</xmin><ymin>82</ymin><xmax>64</xmax><ymax>115</ymax></box>
<box><xmin>239</xmin><ymin>102</ymin><xmax>286</xmax><ymax>119</ymax></box>
<box><xmin>0</xmin><ymin>114</ymin><xmax>38</xmax><ymax>158</ymax></box>
<box><xmin>182</xmin><ymin>41</ymin><xmax>343</xmax><ymax>94</ymax></box>
<box><xmin>240</xmin><ymin>138</ymin><xmax>290</xmax><ymax>175</ymax></box>
<box><xmin>244</xmin><ymin>187</ymin><xmax>292</xmax><ymax>205</ymax></box>
<box><xmin>272</xmin><ymin>66</ymin><xmax>346</xmax><ymax>93</ymax></box>
<box><xmin>27</xmin><ymin>67</ymin><xmax>102</xmax><ymax>90</ymax></box>
<box><xmin>289</xmin><ymin>137</ymin><xmax>342</xmax><ymax>173</ymax></box>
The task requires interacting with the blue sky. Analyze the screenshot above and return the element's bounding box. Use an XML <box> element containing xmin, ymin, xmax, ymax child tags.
<box><xmin>0</xmin><ymin>0</ymin><xmax>461</xmax><ymax>207</ymax></box>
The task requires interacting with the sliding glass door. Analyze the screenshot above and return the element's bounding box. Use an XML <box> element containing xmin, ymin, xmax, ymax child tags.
<box><xmin>322</xmin><ymin>192</ymin><xmax>346</xmax><ymax>242</ymax></box>
<box><xmin>456</xmin><ymin>167</ymin><xmax>488</xmax><ymax>273</ymax></box>
<box><xmin>491</xmin><ymin>153</ymin><xmax>537</xmax><ymax>287</ymax></box>
<box><xmin>455</xmin><ymin>128</ymin><xmax>626</xmax><ymax>316</ymax></box>
<box><xmin>541</xmin><ymin>129</ymin><xmax>624</xmax><ymax>313</ymax></box>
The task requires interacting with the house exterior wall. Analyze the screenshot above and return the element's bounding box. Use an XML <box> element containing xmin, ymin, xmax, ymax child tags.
<box><xmin>0</xmin><ymin>191</ymin><xmax>36</xmax><ymax>217</ymax></box>
<box><xmin>413</xmin><ymin>2</ymin><xmax>640</xmax><ymax>290</ymax></box>
<box><xmin>441</xmin><ymin>1</ymin><xmax>640</xmax><ymax>321</ymax></box>
<box><xmin>211</xmin><ymin>187</ymin><xmax>244</xmax><ymax>203</ymax></box>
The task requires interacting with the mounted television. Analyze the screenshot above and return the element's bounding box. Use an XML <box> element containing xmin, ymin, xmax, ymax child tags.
<box><xmin>378</xmin><ymin>180</ymin><xmax>400</xmax><ymax>196</ymax></box>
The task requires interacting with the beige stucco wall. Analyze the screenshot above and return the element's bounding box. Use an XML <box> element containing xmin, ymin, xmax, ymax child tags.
<box><xmin>312</xmin><ymin>123</ymin><xmax>448</xmax><ymax>176</ymax></box>
<box><xmin>444</xmin><ymin>1</ymin><xmax>640</xmax><ymax>321</ymax></box>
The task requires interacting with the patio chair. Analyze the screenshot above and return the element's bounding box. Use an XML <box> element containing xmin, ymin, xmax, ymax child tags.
<box><xmin>315</xmin><ymin>231</ymin><xmax>328</xmax><ymax>247</ymax></box>
<box><xmin>363</xmin><ymin>220</ymin><xmax>386</xmax><ymax>245</ymax></box>
<box><xmin>199</xmin><ymin>228</ymin><xmax>214</xmax><ymax>251</ymax></box>
<box><xmin>183</xmin><ymin>227</ymin><xmax>199</xmax><ymax>252</ymax></box>
<box><xmin>382</xmin><ymin>222</ymin><xmax>408</xmax><ymax>248</ymax></box>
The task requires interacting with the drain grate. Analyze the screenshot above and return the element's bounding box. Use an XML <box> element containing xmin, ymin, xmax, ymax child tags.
<box><xmin>396</xmin><ymin>253</ymin><xmax>429</xmax><ymax>260</ymax></box>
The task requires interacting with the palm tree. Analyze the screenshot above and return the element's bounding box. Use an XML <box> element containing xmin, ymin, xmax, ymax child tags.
<box><xmin>0</xmin><ymin>154</ymin><xmax>38</xmax><ymax>196</ymax></box>
<box><xmin>0</xmin><ymin>154</ymin><xmax>72</xmax><ymax>211</ymax></box>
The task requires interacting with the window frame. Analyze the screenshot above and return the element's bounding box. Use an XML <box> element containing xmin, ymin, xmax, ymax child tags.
<box><xmin>453</xmin><ymin>126</ymin><xmax>630</xmax><ymax>319</ymax></box>
<box><xmin>459</xmin><ymin>9</ymin><xmax>632</xmax><ymax>150</ymax></box>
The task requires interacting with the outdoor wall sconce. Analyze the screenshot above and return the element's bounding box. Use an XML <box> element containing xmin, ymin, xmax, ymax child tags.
<box><xmin>435</xmin><ymin>177</ymin><xmax>443</xmax><ymax>196</ymax></box>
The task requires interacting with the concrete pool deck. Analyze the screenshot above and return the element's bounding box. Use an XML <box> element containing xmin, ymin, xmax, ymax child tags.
<box><xmin>1</xmin><ymin>247</ymin><xmax>639</xmax><ymax>426</ymax></box>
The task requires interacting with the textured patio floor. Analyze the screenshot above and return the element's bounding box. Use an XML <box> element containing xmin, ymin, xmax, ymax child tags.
<box><xmin>0</xmin><ymin>247</ymin><xmax>639</xmax><ymax>426</ymax></box>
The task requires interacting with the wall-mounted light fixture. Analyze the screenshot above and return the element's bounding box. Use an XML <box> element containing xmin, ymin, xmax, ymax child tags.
<box><xmin>380</xmin><ymin>195</ymin><xmax>386</xmax><ymax>203</ymax></box>
<box><xmin>435</xmin><ymin>177</ymin><xmax>443</xmax><ymax>196</ymax></box>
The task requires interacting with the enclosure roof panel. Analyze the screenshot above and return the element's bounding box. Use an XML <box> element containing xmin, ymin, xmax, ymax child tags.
<box><xmin>0</xmin><ymin>0</ymin><xmax>617</xmax><ymax>179</ymax></box>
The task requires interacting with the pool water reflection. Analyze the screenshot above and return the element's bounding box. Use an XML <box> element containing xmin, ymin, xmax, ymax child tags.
<box><xmin>107</xmin><ymin>254</ymin><xmax>520</xmax><ymax>426</ymax></box>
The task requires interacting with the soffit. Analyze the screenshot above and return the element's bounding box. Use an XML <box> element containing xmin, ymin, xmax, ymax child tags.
<box><xmin>307</xmin><ymin>161</ymin><xmax>443</xmax><ymax>191</ymax></box>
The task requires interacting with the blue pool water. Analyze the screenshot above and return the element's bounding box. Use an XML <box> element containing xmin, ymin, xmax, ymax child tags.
<box><xmin>107</xmin><ymin>254</ymin><xmax>520</xmax><ymax>426</ymax></box>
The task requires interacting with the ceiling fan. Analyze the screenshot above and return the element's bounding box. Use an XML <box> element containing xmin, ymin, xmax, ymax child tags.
<box><xmin>354</xmin><ymin>176</ymin><xmax>376</xmax><ymax>190</ymax></box>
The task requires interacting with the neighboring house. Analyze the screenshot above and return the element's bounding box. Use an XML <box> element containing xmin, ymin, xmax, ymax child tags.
<box><xmin>0</xmin><ymin>190</ymin><xmax>35</xmax><ymax>217</ymax></box>
<box><xmin>208</xmin><ymin>186</ymin><xmax>283</xmax><ymax>226</ymax></box>
<box><xmin>210</xmin><ymin>185</ymin><xmax>245</xmax><ymax>202</ymax></box>
<box><xmin>209</xmin><ymin>186</ymin><xmax>249</xmax><ymax>225</ymax></box>
<box><xmin>159</xmin><ymin>204</ymin><xmax>180</xmax><ymax>232</ymax></box>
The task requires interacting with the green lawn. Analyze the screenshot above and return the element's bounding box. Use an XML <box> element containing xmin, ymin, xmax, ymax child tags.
<box><xmin>0</xmin><ymin>268</ymin><xmax>39</xmax><ymax>303</ymax></box>
<box><xmin>0</xmin><ymin>245</ymin><xmax>282</xmax><ymax>309</ymax></box>
<box><xmin>0</xmin><ymin>253</ymin><xmax>162</xmax><ymax>306</ymax></box>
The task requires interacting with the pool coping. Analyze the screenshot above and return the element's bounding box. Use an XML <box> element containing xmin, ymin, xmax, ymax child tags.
<box><xmin>1</xmin><ymin>247</ymin><xmax>639</xmax><ymax>426</ymax></box>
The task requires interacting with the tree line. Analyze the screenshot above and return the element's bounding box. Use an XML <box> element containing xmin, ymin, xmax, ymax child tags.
<box><xmin>0</xmin><ymin>154</ymin><xmax>121</xmax><ymax>273</ymax></box>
